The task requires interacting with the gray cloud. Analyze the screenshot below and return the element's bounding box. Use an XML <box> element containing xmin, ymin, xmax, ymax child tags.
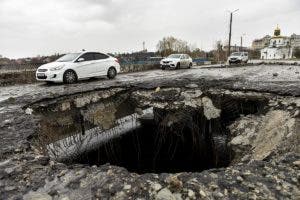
<box><xmin>0</xmin><ymin>0</ymin><xmax>300</xmax><ymax>58</ymax></box>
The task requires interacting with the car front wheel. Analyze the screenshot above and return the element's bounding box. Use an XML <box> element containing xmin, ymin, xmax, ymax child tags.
<box><xmin>63</xmin><ymin>70</ymin><xmax>77</xmax><ymax>84</ymax></box>
<box><xmin>176</xmin><ymin>63</ymin><xmax>180</xmax><ymax>69</ymax></box>
<box><xmin>107</xmin><ymin>67</ymin><xmax>117</xmax><ymax>79</ymax></box>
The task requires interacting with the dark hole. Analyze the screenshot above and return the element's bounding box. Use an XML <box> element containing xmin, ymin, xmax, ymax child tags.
<box><xmin>71</xmin><ymin>108</ymin><xmax>231</xmax><ymax>174</ymax></box>
<box><xmin>35</xmin><ymin>93</ymin><xmax>267</xmax><ymax>174</ymax></box>
<box><xmin>218</xmin><ymin>97</ymin><xmax>267</xmax><ymax>125</ymax></box>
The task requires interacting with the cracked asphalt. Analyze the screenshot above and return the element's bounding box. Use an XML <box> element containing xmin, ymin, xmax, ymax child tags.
<box><xmin>0</xmin><ymin>64</ymin><xmax>299</xmax><ymax>105</ymax></box>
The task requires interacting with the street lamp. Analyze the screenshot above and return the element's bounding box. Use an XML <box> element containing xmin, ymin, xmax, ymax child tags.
<box><xmin>227</xmin><ymin>9</ymin><xmax>239</xmax><ymax>57</ymax></box>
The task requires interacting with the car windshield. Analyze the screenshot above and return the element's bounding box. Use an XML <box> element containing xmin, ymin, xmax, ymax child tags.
<box><xmin>167</xmin><ymin>54</ymin><xmax>182</xmax><ymax>59</ymax></box>
<box><xmin>231</xmin><ymin>52</ymin><xmax>242</xmax><ymax>56</ymax></box>
<box><xmin>56</xmin><ymin>53</ymin><xmax>81</xmax><ymax>62</ymax></box>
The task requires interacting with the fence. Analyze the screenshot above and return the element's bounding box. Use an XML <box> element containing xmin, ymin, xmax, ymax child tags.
<box><xmin>0</xmin><ymin>63</ymin><xmax>41</xmax><ymax>74</ymax></box>
<box><xmin>0</xmin><ymin>63</ymin><xmax>42</xmax><ymax>70</ymax></box>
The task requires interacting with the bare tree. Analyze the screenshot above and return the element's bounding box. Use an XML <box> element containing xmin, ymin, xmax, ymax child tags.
<box><xmin>157</xmin><ymin>36</ymin><xmax>191</xmax><ymax>57</ymax></box>
<box><xmin>212</xmin><ymin>40</ymin><xmax>226</xmax><ymax>62</ymax></box>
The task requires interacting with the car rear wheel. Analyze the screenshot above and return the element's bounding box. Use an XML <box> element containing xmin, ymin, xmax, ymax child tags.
<box><xmin>188</xmin><ymin>63</ymin><xmax>192</xmax><ymax>69</ymax></box>
<box><xmin>63</xmin><ymin>70</ymin><xmax>77</xmax><ymax>84</ymax></box>
<box><xmin>107</xmin><ymin>67</ymin><xmax>117</xmax><ymax>79</ymax></box>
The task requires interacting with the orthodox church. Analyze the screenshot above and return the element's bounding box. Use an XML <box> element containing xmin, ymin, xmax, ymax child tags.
<box><xmin>260</xmin><ymin>26</ymin><xmax>293</xmax><ymax>60</ymax></box>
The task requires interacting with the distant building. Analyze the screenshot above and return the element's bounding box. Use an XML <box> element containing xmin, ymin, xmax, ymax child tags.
<box><xmin>291</xmin><ymin>34</ymin><xmax>300</xmax><ymax>48</ymax></box>
<box><xmin>260</xmin><ymin>26</ymin><xmax>293</xmax><ymax>60</ymax></box>
<box><xmin>252</xmin><ymin>35</ymin><xmax>271</xmax><ymax>50</ymax></box>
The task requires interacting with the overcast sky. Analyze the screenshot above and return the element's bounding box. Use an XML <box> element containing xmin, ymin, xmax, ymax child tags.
<box><xmin>1</xmin><ymin>0</ymin><xmax>300</xmax><ymax>58</ymax></box>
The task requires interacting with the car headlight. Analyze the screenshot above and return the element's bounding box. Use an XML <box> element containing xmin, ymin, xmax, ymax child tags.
<box><xmin>50</xmin><ymin>65</ymin><xmax>64</xmax><ymax>71</ymax></box>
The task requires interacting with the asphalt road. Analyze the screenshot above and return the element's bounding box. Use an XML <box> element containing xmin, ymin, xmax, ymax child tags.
<box><xmin>0</xmin><ymin>64</ymin><xmax>300</xmax><ymax>105</ymax></box>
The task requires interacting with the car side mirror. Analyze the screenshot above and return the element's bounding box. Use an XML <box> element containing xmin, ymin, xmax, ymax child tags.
<box><xmin>77</xmin><ymin>58</ymin><xmax>85</xmax><ymax>62</ymax></box>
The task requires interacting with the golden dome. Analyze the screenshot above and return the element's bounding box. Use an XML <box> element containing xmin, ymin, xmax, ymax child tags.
<box><xmin>274</xmin><ymin>25</ymin><xmax>281</xmax><ymax>36</ymax></box>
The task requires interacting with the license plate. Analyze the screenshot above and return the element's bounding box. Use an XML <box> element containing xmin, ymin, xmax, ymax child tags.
<box><xmin>37</xmin><ymin>73</ymin><xmax>45</xmax><ymax>77</ymax></box>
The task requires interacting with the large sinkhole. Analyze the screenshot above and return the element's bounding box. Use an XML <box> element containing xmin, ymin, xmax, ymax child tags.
<box><xmin>31</xmin><ymin>89</ymin><xmax>267</xmax><ymax>174</ymax></box>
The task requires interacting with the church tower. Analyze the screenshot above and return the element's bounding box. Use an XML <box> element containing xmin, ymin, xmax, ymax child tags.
<box><xmin>274</xmin><ymin>25</ymin><xmax>281</xmax><ymax>37</ymax></box>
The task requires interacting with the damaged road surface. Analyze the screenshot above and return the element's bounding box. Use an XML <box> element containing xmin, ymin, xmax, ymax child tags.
<box><xmin>0</xmin><ymin>64</ymin><xmax>299</xmax><ymax>199</ymax></box>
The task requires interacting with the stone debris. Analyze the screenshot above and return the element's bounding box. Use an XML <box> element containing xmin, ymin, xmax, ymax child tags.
<box><xmin>202</xmin><ymin>96</ymin><xmax>221</xmax><ymax>120</ymax></box>
<box><xmin>25</xmin><ymin>108</ymin><xmax>33</xmax><ymax>115</ymax></box>
<box><xmin>155</xmin><ymin>87</ymin><xmax>161</xmax><ymax>92</ymax></box>
<box><xmin>156</xmin><ymin>188</ymin><xmax>176</xmax><ymax>200</ymax></box>
<box><xmin>23</xmin><ymin>192</ymin><xmax>52</xmax><ymax>200</ymax></box>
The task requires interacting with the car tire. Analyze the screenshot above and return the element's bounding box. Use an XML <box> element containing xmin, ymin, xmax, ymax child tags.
<box><xmin>188</xmin><ymin>63</ymin><xmax>192</xmax><ymax>69</ymax></box>
<box><xmin>176</xmin><ymin>63</ymin><xmax>180</xmax><ymax>70</ymax></box>
<box><xmin>63</xmin><ymin>70</ymin><xmax>78</xmax><ymax>84</ymax></box>
<box><xmin>161</xmin><ymin>66</ymin><xmax>166</xmax><ymax>70</ymax></box>
<box><xmin>107</xmin><ymin>67</ymin><xmax>117</xmax><ymax>79</ymax></box>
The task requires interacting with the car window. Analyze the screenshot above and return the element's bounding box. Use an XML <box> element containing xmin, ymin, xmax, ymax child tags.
<box><xmin>94</xmin><ymin>53</ymin><xmax>109</xmax><ymax>60</ymax></box>
<box><xmin>185</xmin><ymin>55</ymin><xmax>189</xmax><ymax>59</ymax></box>
<box><xmin>231</xmin><ymin>52</ymin><xmax>242</xmax><ymax>56</ymax></box>
<box><xmin>78</xmin><ymin>53</ymin><xmax>94</xmax><ymax>61</ymax></box>
<box><xmin>168</xmin><ymin>54</ymin><xmax>181</xmax><ymax>59</ymax></box>
<box><xmin>56</xmin><ymin>53</ymin><xmax>81</xmax><ymax>62</ymax></box>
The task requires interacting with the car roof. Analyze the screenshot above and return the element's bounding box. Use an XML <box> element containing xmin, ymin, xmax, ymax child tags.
<box><xmin>79</xmin><ymin>51</ymin><xmax>104</xmax><ymax>54</ymax></box>
<box><xmin>170</xmin><ymin>53</ymin><xmax>185</xmax><ymax>55</ymax></box>
<box><xmin>74</xmin><ymin>51</ymin><xmax>110</xmax><ymax>56</ymax></box>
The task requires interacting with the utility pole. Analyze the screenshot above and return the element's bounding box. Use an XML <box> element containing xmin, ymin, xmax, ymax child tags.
<box><xmin>227</xmin><ymin>9</ymin><xmax>239</xmax><ymax>57</ymax></box>
<box><xmin>142</xmin><ymin>41</ymin><xmax>146</xmax><ymax>52</ymax></box>
<box><xmin>240</xmin><ymin>36</ymin><xmax>243</xmax><ymax>51</ymax></box>
<box><xmin>228</xmin><ymin>13</ymin><xmax>233</xmax><ymax>56</ymax></box>
<box><xmin>240</xmin><ymin>33</ymin><xmax>246</xmax><ymax>51</ymax></box>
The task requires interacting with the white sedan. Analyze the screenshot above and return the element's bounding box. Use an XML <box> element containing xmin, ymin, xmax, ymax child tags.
<box><xmin>36</xmin><ymin>51</ymin><xmax>121</xmax><ymax>84</ymax></box>
<box><xmin>160</xmin><ymin>54</ymin><xmax>193</xmax><ymax>70</ymax></box>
